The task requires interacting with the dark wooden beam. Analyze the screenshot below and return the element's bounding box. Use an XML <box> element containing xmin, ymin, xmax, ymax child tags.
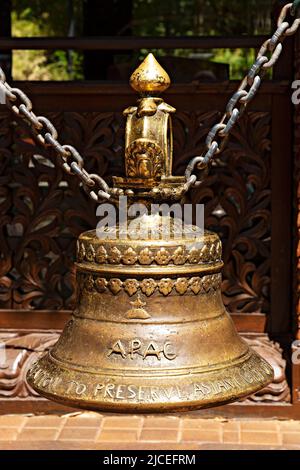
<box><xmin>0</xmin><ymin>35</ymin><xmax>269</xmax><ymax>51</ymax></box>
<box><xmin>269</xmin><ymin>94</ymin><xmax>293</xmax><ymax>335</ymax></box>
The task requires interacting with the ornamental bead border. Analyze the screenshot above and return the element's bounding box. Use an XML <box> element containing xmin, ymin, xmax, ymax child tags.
<box><xmin>78</xmin><ymin>273</ymin><xmax>222</xmax><ymax>297</ymax></box>
<box><xmin>77</xmin><ymin>241</ymin><xmax>222</xmax><ymax>266</ymax></box>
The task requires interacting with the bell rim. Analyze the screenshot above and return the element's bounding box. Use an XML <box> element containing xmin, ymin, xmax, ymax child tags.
<box><xmin>27</xmin><ymin>349</ymin><xmax>274</xmax><ymax>413</ymax></box>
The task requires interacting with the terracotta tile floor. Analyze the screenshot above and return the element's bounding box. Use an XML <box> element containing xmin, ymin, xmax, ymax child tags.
<box><xmin>0</xmin><ymin>412</ymin><xmax>300</xmax><ymax>450</ymax></box>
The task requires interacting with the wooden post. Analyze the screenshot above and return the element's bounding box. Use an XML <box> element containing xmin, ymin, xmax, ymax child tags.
<box><xmin>292</xmin><ymin>21</ymin><xmax>300</xmax><ymax>405</ymax></box>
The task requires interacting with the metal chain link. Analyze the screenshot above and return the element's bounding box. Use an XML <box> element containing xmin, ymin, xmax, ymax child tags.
<box><xmin>0</xmin><ymin>1</ymin><xmax>299</xmax><ymax>196</ymax></box>
<box><xmin>0</xmin><ymin>71</ymin><xmax>112</xmax><ymax>202</ymax></box>
<box><xmin>185</xmin><ymin>1</ymin><xmax>300</xmax><ymax>189</ymax></box>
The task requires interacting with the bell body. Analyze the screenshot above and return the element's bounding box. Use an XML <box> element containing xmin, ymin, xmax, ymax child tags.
<box><xmin>27</xmin><ymin>215</ymin><xmax>273</xmax><ymax>412</ymax></box>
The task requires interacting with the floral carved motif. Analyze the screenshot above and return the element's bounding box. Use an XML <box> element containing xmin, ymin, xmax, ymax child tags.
<box><xmin>125</xmin><ymin>139</ymin><xmax>164</xmax><ymax>179</ymax></box>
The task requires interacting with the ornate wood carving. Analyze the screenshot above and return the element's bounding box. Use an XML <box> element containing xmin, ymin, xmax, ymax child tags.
<box><xmin>0</xmin><ymin>107</ymin><xmax>271</xmax><ymax>314</ymax></box>
<box><xmin>243</xmin><ymin>334</ymin><xmax>290</xmax><ymax>403</ymax></box>
<box><xmin>174</xmin><ymin>111</ymin><xmax>271</xmax><ymax>313</ymax></box>
<box><xmin>0</xmin><ymin>331</ymin><xmax>58</xmax><ymax>398</ymax></box>
<box><xmin>0</xmin><ymin>330</ymin><xmax>288</xmax><ymax>403</ymax></box>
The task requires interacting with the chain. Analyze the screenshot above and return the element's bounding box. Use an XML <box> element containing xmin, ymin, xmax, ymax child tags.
<box><xmin>185</xmin><ymin>1</ymin><xmax>300</xmax><ymax>189</ymax></box>
<box><xmin>0</xmin><ymin>72</ymin><xmax>116</xmax><ymax>202</ymax></box>
<box><xmin>0</xmin><ymin>2</ymin><xmax>299</xmax><ymax>197</ymax></box>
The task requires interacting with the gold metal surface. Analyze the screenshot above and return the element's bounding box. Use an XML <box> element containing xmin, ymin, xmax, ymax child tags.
<box><xmin>113</xmin><ymin>54</ymin><xmax>186</xmax><ymax>200</ymax></box>
<box><xmin>129</xmin><ymin>53</ymin><xmax>171</xmax><ymax>95</ymax></box>
<box><xmin>27</xmin><ymin>55</ymin><xmax>273</xmax><ymax>412</ymax></box>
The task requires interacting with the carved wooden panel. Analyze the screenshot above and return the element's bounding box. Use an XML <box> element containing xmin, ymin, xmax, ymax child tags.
<box><xmin>0</xmin><ymin>331</ymin><xmax>58</xmax><ymax>398</ymax></box>
<box><xmin>243</xmin><ymin>334</ymin><xmax>290</xmax><ymax>403</ymax></box>
<box><xmin>173</xmin><ymin>111</ymin><xmax>271</xmax><ymax>313</ymax></box>
<box><xmin>0</xmin><ymin>107</ymin><xmax>271</xmax><ymax>314</ymax></box>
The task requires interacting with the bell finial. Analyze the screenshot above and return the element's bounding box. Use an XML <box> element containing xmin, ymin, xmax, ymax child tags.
<box><xmin>130</xmin><ymin>53</ymin><xmax>171</xmax><ymax>95</ymax></box>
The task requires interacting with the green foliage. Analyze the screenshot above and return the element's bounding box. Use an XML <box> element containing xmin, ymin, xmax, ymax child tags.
<box><xmin>133</xmin><ymin>0</ymin><xmax>272</xmax><ymax>79</ymax></box>
<box><xmin>12</xmin><ymin>0</ymin><xmax>83</xmax><ymax>36</ymax></box>
<box><xmin>12</xmin><ymin>0</ymin><xmax>83</xmax><ymax>80</ymax></box>
<box><xmin>132</xmin><ymin>0</ymin><xmax>273</xmax><ymax>36</ymax></box>
<box><xmin>211</xmin><ymin>48</ymin><xmax>257</xmax><ymax>80</ymax></box>
<box><xmin>11</xmin><ymin>0</ymin><xmax>273</xmax><ymax>81</ymax></box>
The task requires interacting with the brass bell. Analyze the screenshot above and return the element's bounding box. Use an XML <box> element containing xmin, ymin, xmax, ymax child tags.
<box><xmin>27</xmin><ymin>54</ymin><xmax>273</xmax><ymax>412</ymax></box>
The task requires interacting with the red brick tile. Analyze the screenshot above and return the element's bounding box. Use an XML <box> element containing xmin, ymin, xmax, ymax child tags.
<box><xmin>97</xmin><ymin>429</ymin><xmax>138</xmax><ymax>442</ymax></box>
<box><xmin>65</xmin><ymin>416</ymin><xmax>102</xmax><ymax>428</ymax></box>
<box><xmin>140</xmin><ymin>429</ymin><xmax>178</xmax><ymax>442</ymax></box>
<box><xmin>18</xmin><ymin>428</ymin><xmax>59</xmax><ymax>441</ymax></box>
<box><xmin>240</xmin><ymin>431</ymin><xmax>280</xmax><ymax>446</ymax></box>
<box><xmin>222</xmin><ymin>421</ymin><xmax>240</xmax><ymax>432</ymax></box>
<box><xmin>282</xmin><ymin>433</ymin><xmax>300</xmax><ymax>446</ymax></box>
<box><xmin>102</xmin><ymin>417</ymin><xmax>142</xmax><ymax>429</ymax></box>
<box><xmin>222</xmin><ymin>431</ymin><xmax>240</xmax><ymax>444</ymax></box>
<box><xmin>279</xmin><ymin>421</ymin><xmax>300</xmax><ymax>431</ymax></box>
<box><xmin>75</xmin><ymin>412</ymin><xmax>103</xmax><ymax>419</ymax></box>
<box><xmin>0</xmin><ymin>415</ymin><xmax>27</xmax><ymax>428</ymax></box>
<box><xmin>58</xmin><ymin>427</ymin><xmax>98</xmax><ymax>441</ymax></box>
<box><xmin>24</xmin><ymin>416</ymin><xmax>64</xmax><ymax>428</ymax></box>
<box><xmin>181</xmin><ymin>429</ymin><xmax>221</xmax><ymax>443</ymax></box>
<box><xmin>182</xmin><ymin>419</ymin><xmax>222</xmax><ymax>431</ymax></box>
<box><xmin>0</xmin><ymin>429</ymin><xmax>19</xmax><ymax>441</ymax></box>
<box><xmin>143</xmin><ymin>417</ymin><xmax>180</xmax><ymax>429</ymax></box>
<box><xmin>2</xmin><ymin>414</ymin><xmax>300</xmax><ymax>449</ymax></box>
<box><xmin>240</xmin><ymin>421</ymin><xmax>279</xmax><ymax>432</ymax></box>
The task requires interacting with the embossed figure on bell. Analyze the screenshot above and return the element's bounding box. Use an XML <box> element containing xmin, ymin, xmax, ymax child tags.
<box><xmin>27</xmin><ymin>54</ymin><xmax>274</xmax><ymax>412</ymax></box>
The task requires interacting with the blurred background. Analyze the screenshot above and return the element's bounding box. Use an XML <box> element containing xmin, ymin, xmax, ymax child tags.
<box><xmin>1</xmin><ymin>0</ymin><xmax>276</xmax><ymax>81</ymax></box>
